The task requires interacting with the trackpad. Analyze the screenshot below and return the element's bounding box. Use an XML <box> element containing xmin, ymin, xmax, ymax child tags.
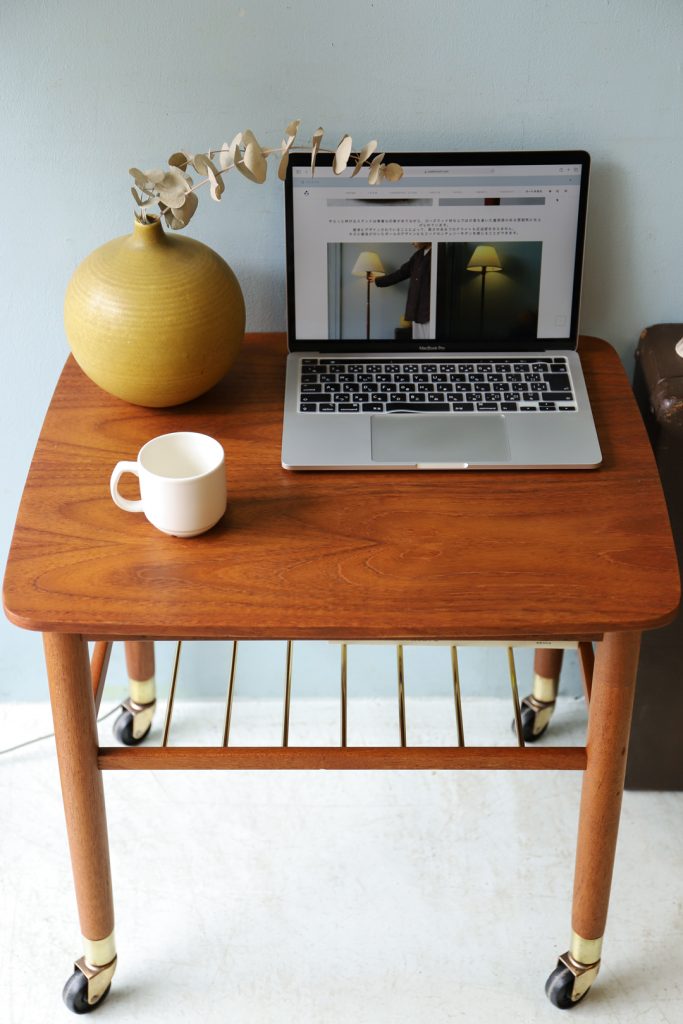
<box><xmin>371</xmin><ymin>414</ymin><xmax>510</xmax><ymax>464</ymax></box>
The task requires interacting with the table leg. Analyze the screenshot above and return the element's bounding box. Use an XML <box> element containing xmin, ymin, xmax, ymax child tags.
<box><xmin>113</xmin><ymin>641</ymin><xmax>157</xmax><ymax>745</ymax></box>
<box><xmin>546</xmin><ymin>629</ymin><xmax>640</xmax><ymax>1009</ymax></box>
<box><xmin>44</xmin><ymin>633</ymin><xmax>117</xmax><ymax>1012</ymax></box>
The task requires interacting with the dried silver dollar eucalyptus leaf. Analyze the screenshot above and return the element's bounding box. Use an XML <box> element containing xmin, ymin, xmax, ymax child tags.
<box><xmin>367</xmin><ymin>152</ymin><xmax>385</xmax><ymax>185</ymax></box>
<box><xmin>351</xmin><ymin>140</ymin><xmax>378</xmax><ymax>177</ymax></box>
<box><xmin>333</xmin><ymin>135</ymin><xmax>353</xmax><ymax>175</ymax></box>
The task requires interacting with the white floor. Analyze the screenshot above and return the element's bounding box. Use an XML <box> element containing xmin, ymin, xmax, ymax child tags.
<box><xmin>1</xmin><ymin>698</ymin><xmax>682</xmax><ymax>1024</ymax></box>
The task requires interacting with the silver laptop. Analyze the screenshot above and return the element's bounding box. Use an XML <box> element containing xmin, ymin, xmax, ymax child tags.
<box><xmin>282</xmin><ymin>151</ymin><xmax>601</xmax><ymax>470</ymax></box>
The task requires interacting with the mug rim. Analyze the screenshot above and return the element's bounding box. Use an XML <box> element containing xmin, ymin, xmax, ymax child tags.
<box><xmin>138</xmin><ymin>432</ymin><xmax>224</xmax><ymax>482</ymax></box>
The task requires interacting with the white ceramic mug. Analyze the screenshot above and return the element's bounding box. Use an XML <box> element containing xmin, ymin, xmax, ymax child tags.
<box><xmin>110</xmin><ymin>432</ymin><xmax>227</xmax><ymax>537</ymax></box>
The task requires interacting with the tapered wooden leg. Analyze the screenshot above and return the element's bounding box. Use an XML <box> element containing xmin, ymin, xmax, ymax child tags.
<box><xmin>44</xmin><ymin>633</ymin><xmax>117</xmax><ymax>1010</ymax></box>
<box><xmin>572</xmin><ymin>629</ymin><xmax>640</xmax><ymax>939</ymax></box>
<box><xmin>546</xmin><ymin>630</ymin><xmax>640</xmax><ymax>1008</ymax></box>
<box><xmin>114</xmin><ymin>640</ymin><xmax>157</xmax><ymax>745</ymax></box>
<box><xmin>45</xmin><ymin>632</ymin><xmax>114</xmax><ymax>941</ymax></box>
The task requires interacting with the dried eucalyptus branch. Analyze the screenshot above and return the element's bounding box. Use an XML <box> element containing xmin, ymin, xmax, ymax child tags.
<box><xmin>129</xmin><ymin>121</ymin><xmax>402</xmax><ymax>231</ymax></box>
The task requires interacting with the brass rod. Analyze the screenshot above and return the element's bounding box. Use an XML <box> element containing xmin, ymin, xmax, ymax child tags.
<box><xmin>508</xmin><ymin>646</ymin><xmax>525</xmax><ymax>748</ymax></box>
<box><xmin>222</xmin><ymin>641</ymin><xmax>239</xmax><ymax>747</ymax></box>
<box><xmin>161</xmin><ymin>641</ymin><xmax>182</xmax><ymax>747</ymax></box>
<box><xmin>282</xmin><ymin>640</ymin><xmax>293</xmax><ymax>747</ymax></box>
<box><xmin>396</xmin><ymin>644</ymin><xmax>407</xmax><ymax>747</ymax></box>
<box><xmin>450</xmin><ymin>645</ymin><xmax>465</xmax><ymax>747</ymax></box>
<box><xmin>340</xmin><ymin>643</ymin><xmax>348</xmax><ymax>747</ymax></box>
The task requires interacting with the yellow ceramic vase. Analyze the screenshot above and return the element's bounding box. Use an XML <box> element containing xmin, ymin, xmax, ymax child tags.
<box><xmin>64</xmin><ymin>218</ymin><xmax>245</xmax><ymax>407</ymax></box>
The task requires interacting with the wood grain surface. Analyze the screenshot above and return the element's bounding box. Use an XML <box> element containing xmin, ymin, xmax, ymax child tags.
<box><xmin>3</xmin><ymin>334</ymin><xmax>679</xmax><ymax>640</ymax></box>
<box><xmin>97</xmin><ymin>745</ymin><xmax>588</xmax><ymax>771</ymax></box>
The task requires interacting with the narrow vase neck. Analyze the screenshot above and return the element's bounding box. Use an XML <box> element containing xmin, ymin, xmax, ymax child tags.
<box><xmin>131</xmin><ymin>217</ymin><xmax>166</xmax><ymax>247</ymax></box>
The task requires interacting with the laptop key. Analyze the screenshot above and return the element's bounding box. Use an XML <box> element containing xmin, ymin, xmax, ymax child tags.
<box><xmin>299</xmin><ymin>392</ymin><xmax>327</xmax><ymax>402</ymax></box>
<box><xmin>338</xmin><ymin>403</ymin><xmax>360</xmax><ymax>412</ymax></box>
<box><xmin>544</xmin><ymin>373</ymin><xmax>572</xmax><ymax>390</ymax></box>
<box><xmin>452</xmin><ymin>403</ymin><xmax>475</xmax><ymax>411</ymax></box>
<box><xmin>477</xmin><ymin>402</ymin><xmax>499</xmax><ymax>411</ymax></box>
<box><xmin>319</xmin><ymin>403</ymin><xmax>336</xmax><ymax>412</ymax></box>
<box><xmin>501</xmin><ymin>403</ymin><xmax>518</xmax><ymax>411</ymax></box>
<box><xmin>362</xmin><ymin>403</ymin><xmax>385</xmax><ymax>413</ymax></box>
<box><xmin>545</xmin><ymin>391</ymin><xmax>575</xmax><ymax>401</ymax></box>
<box><xmin>386</xmin><ymin>402</ymin><xmax>450</xmax><ymax>412</ymax></box>
<box><xmin>300</xmin><ymin>404</ymin><xmax>317</xmax><ymax>412</ymax></box>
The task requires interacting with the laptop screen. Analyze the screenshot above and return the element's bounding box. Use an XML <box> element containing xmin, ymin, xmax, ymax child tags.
<box><xmin>285</xmin><ymin>151</ymin><xmax>590</xmax><ymax>354</ymax></box>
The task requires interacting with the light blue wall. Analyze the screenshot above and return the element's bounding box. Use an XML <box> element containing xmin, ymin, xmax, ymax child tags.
<box><xmin>3</xmin><ymin>0</ymin><xmax>682</xmax><ymax>700</ymax></box>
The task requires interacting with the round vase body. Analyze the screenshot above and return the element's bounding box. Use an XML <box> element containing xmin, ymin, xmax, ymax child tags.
<box><xmin>64</xmin><ymin>218</ymin><xmax>245</xmax><ymax>407</ymax></box>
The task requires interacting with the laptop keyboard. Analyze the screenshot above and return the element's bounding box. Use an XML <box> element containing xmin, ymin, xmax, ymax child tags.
<box><xmin>298</xmin><ymin>357</ymin><xmax>577</xmax><ymax>414</ymax></box>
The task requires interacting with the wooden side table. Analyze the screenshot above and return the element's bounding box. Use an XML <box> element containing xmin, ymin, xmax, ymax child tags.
<box><xmin>3</xmin><ymin>334</ymin><xmax>679</xmax><ymax>1013</ymax></box>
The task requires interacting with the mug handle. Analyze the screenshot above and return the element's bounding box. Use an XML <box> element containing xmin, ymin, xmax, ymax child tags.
<box><xmin>110</xmin><ymin>461</ymin><xmax>143</xmax><ymax>513</ymax></box>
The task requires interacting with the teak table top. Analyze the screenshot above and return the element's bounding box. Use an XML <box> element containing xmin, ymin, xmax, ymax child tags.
<box><xmin>3</xmin><ymin>334</ymin><xmax>679</xmax><ymax>641</ymax></box>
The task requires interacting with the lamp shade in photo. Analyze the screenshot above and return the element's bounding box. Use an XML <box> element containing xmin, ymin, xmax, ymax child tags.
<box><xmin>352</xmin><ymin>251</ymin><xmax>386</xmax><ymax>277</ymax></box>
<box><xmin>351</xmin><ymin>251</ymin><xmax>385</xmax><ymax>340</ymax></box>
<box><xmin>466</xmin><ymin>245</ymin><xmax>502</xmax><ymax>273</ymax></box>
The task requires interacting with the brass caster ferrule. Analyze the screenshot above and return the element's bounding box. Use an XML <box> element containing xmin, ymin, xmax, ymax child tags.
<box><xmin>557</xmin><ymin>934</ymin><xmax>603</xmax><ymax>1002</ymax></box>
<box><xmin>73</xmin><ymin>954</ymin><xmax>117</xmax><ymax>1007</ymax></box>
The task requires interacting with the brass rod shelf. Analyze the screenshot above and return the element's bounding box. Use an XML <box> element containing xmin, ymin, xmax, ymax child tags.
<box><xmin>98</xmin><ymin>745</ymin><xmax>587</xmax><ymax>772</ymax></box>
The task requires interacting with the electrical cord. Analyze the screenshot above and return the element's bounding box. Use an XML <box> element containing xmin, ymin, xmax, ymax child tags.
<box><xmin>0</xmin><ymin>704</ymin><xmax>121</xmax><ymax>756</ymax></box>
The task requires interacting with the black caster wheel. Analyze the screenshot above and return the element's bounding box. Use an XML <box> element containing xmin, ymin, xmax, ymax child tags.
<box><xmin>545</xmin><ymin>963</ymin><xmax>589</xmax><ymax>1010</ymax></box>
<box><xmin>520</xmin><ymin>701</ymin><xmax>548</xmax><ymax>742</ymax></box>
<box><xmin>113</xmin><ymin>708</ymin><xmax>151</xmax><ymax>746</ymax></box>
<box><xmin>63</xmin><ymin>970</ymin><xmax>111</xmax><ymax>1014</ymax></box>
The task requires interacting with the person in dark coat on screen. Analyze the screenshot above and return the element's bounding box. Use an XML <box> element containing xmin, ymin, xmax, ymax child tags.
<box><xmin>369</xmin><ymin>241</ymin><xmax>432</xmax><ymax>340</ymax></box>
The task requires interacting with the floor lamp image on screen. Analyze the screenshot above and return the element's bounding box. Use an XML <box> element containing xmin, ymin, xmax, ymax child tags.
<box><xmin>467</xmin><ymin>244</ymin><xmax>502</xmax><ymax>338</ymax></box>
<box><xmin>352</xmin><ymin>251</ymin><xmax>385</xmax><ymax>340</ymax></box>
